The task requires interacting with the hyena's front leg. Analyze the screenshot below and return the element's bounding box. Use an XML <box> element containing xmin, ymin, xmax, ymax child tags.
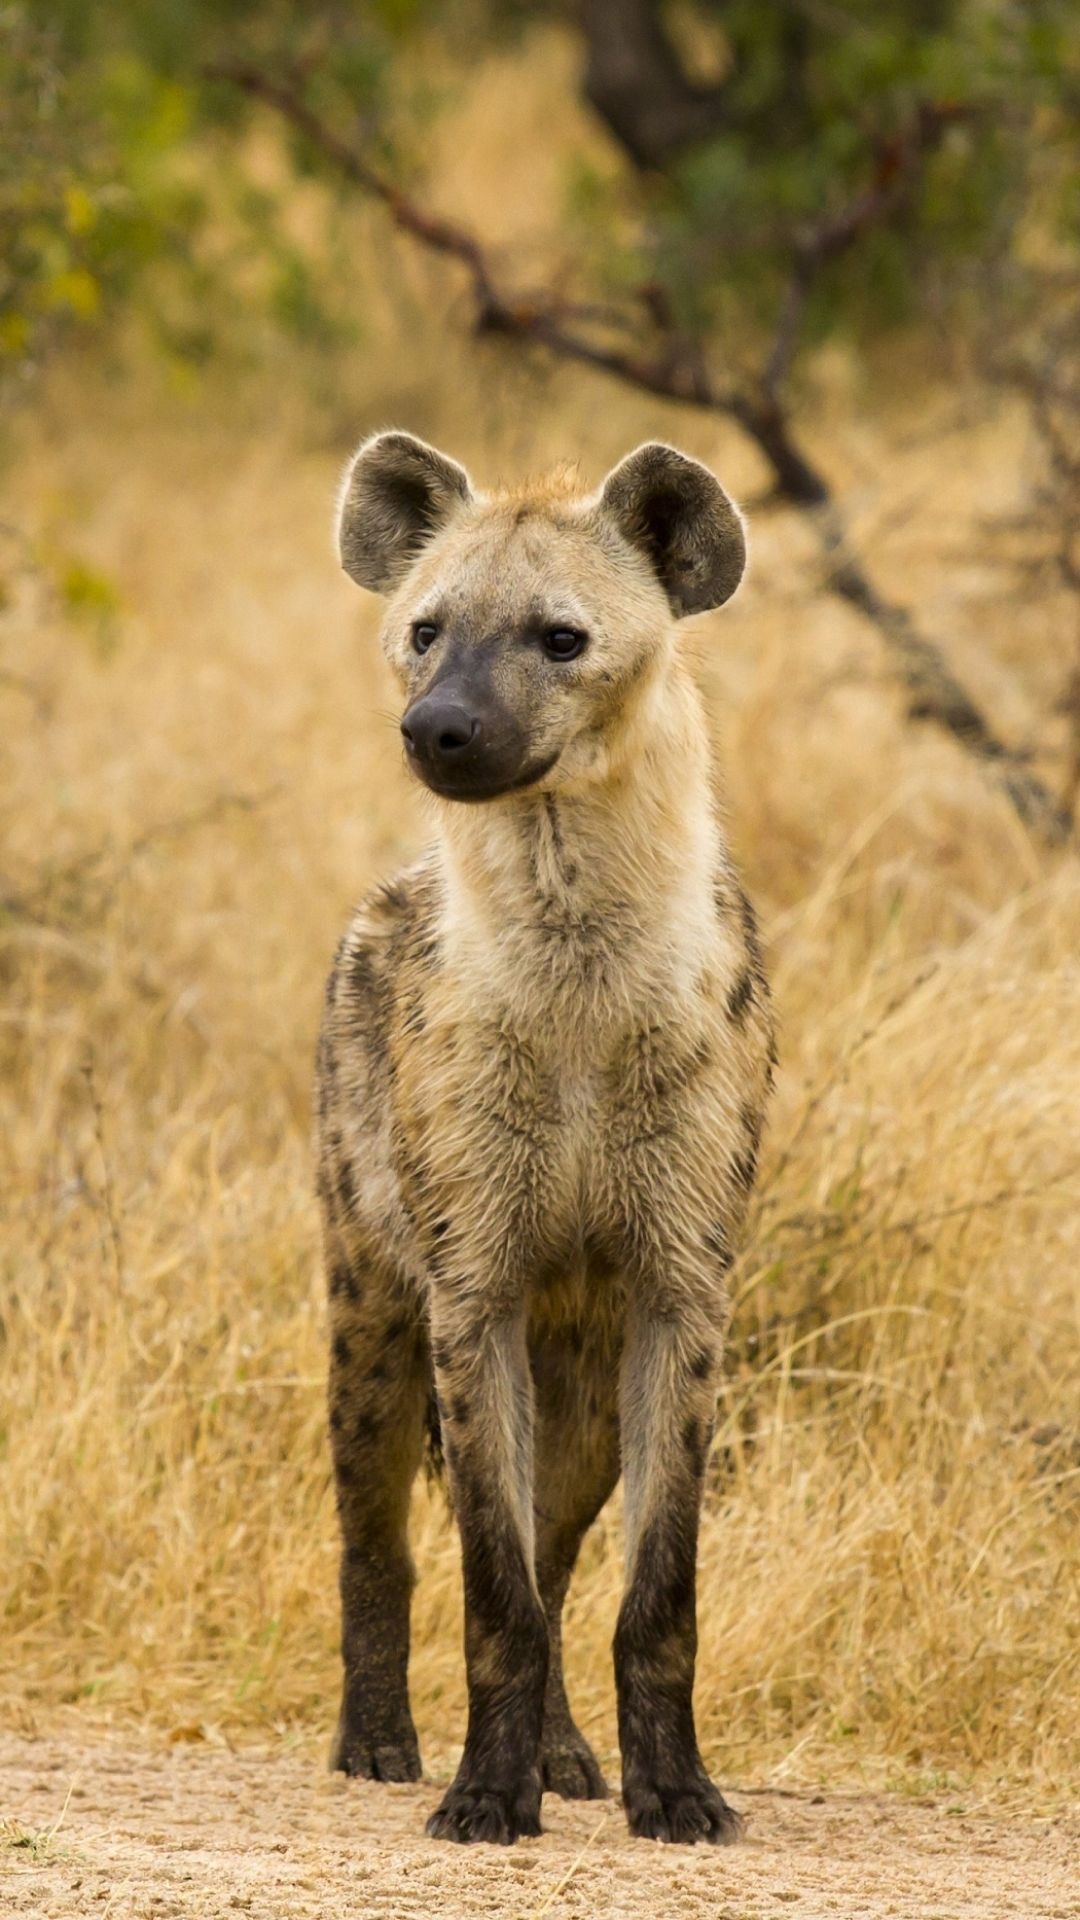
<box><xmin>326</xmin><ymin>1237</ymin><xmax>428</xmax><ymax>1782</ymax></box>
<box><xmin>426</xmin><ymin>1303</ymin><xmax>549</xmax><ymax>1844</ymax></box>
<box><xmin>614</xmin><ymin>1294</ymin><xmax>741</xmax><ymax>1845</ymax></box>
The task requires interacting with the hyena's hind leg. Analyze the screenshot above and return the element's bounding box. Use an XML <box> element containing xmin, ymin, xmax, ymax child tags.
<box><xmin>326</xmin><ymin>1232</ymin><xmax>428</xmax><ymax>1782</ymax></box>
<box><xmin>530</xmin><ymin>1320</ymin><xmax>621</xmax><ymax>1800</ymax></box>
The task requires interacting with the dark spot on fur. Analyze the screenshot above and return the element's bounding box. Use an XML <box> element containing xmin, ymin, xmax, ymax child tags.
<box><xmin>726</xmin><ymin>969</ymin><xmax>754</xmax><ymax>1024</ymax></box>
<box><xmin>384</xmin><ymin>1313</ymin><xmax>409</xmax><ymax>1345</ymax></box>
<box><xmin>370</xmin><ymin>1359</ymin><xmax>389</xmax><ymax>1383</ymax></box>
<box><xmin>738</xmin><ymin>888</ymin><xmax>764</xmax><ymax>972</ymax></box>
<box><xmin>332</xmin><ymin>1332</ymin><xmax>351</xmax><ymax>1367</ymax></box>
<box><xmin>402</xmin><ymin>994</ymin><xmax>426</xmax><ymax>1038</ymax></box>
<box><xmin>323</xmin><ymin>946</ymin><xmax>344</xmax><ymax>1010</ymax></box>
<box><xmin>354</xmin><ymin>1411</ymin><xmax>381</xmax><ymax>1445</ymax></box>
<box><xmin>451</xmin><ymin>1395</ymin><xmax>471</xmax><ymax>1425</ymax></box>
<box><xmin>432</xmin><ymin>1217</ymin><xmax>450</xmax><ymax>1239</ymax></box>
<box><xmin>704</xmin><ymin>1222</ymin><xmax>734</xmax><ymax>1270</ymax></box>
<box><xmin>329</xmin><ymin>1262</ymin><xmax>359</xmax><ymax>1304</ymax></box>
<box><xmin>543</xmin><ymin>794</ymin><xmax>579</xmax><ymax>886</ymax></box>
<box><xmin>690</xmin><ymin>1347</ymin><xmax>713</xmax><ymax>1380</ymax></box>
<box><xmin>335</xmin><ymin>1155</ymin><xmax>358</xmax><ymax>1220</ymax></box>
<box><xmin>347</xmin><ymin>943</ymin><xmax>379</xmax><ymax>998</ymax></box>
<box><xmin>731</xmin><ymin>1146</ymin><xmax>758</xmax><ymax>1191</ymax></box>
<box><xmin>329</xmin><ymin>1405</ymin><xmax>343</xmax><ymax>1433</ymax></box>
<box><xmin>377</xmin><ymin>878</ymin><xmax>411</xmax><ymax>915</ymax></box>
<box><xmin>431</xmin><ymin>1338</ymin><xmax>452</xmax><ymax>1372</ymax></box>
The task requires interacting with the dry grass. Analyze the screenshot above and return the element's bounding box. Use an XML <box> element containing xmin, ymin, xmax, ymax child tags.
<box><xmin>2</xmin><ymin>52</ymin><xmax>1079</xmax><ymax>1808</ymax></box>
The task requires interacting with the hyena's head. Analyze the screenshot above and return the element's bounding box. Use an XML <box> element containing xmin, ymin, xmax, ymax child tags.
<box><xmin>337</xmin><ymin>431</ymin><xmax>745</xmax><ymax>803</ymax></box>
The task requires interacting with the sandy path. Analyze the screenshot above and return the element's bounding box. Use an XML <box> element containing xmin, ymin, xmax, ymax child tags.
<box><xmin>1</xmin><ymin>1734</ymin><xmax>1075</xmax><ymax>1920</ymax></box>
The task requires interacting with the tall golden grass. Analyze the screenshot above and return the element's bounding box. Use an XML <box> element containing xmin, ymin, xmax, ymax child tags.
<box><xmin>2</xmin><ymin>48</ymin><xmax>1078</xmax><ymax>1804</ymax></box>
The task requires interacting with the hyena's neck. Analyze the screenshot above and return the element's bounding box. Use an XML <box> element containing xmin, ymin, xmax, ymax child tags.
<box><xmin>434</xmin><ymin>671</ymin><xmax>728</xmax><ymax>1015</ymax></box>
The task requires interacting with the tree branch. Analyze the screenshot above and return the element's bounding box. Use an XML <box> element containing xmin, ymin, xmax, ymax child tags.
<box><xmin>765</xmin><ymin>103</ymin><xmax>969</xmax><ymax>401</ymax></box>
<box><xmin>205</xmin><ymin>61</ymin><xmax>1072</xmax><ymax>846</ymax></box>
<box><xmin>578</xmin><ymin>0</ymin><xmax>731</xmax><ymax>169</ymax></box>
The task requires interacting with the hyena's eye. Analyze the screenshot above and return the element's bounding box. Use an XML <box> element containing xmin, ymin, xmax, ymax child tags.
<box><xmin>412</xmin><ymin>622</ymin><xmax>439</xmax><ymax>655</ymax></box>
<box><xmin>543</xmin><ymin>627</ymin><xmax>588</xmax><ymax>662</ymax></box>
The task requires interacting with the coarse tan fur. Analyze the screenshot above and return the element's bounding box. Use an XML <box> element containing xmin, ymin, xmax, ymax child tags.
<box><xmin>315</xmin><ymin>433</ymin><xmax>775</xmax><ymax>1846</ymax></box>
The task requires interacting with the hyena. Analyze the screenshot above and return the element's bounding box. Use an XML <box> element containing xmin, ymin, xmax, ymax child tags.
<box><xmin>316</xmin><ymin>432</ymin><xmax>774</xmax><ymax>1846</ymax></box>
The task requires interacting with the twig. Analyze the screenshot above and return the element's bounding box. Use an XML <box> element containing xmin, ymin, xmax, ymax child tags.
<box><xmin>524</xmin><ymin>1810</ymin><xmax>609</xmax><ymax>1917</ymax></box>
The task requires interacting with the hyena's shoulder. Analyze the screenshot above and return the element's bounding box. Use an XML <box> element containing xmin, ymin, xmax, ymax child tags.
<box><xmin>315</xmin><ymin>851</ymin><xmax>444</xmax><ymax>1263</ymax></box>
<box><xmin>316</xmin><ymin>852</ymin><xmax>442</xmax><ymax>1127</ymax></box>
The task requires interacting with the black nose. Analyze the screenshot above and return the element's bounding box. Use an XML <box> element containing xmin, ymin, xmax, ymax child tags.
<box><xmin>401</xmin><ymin>697</ymin><xmax>479</xmax><ymax>766</ymax></box>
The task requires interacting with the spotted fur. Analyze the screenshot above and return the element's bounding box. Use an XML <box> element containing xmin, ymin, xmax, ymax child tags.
<box><xmin>317</xmin><ymin>435</ymin><xmax>774</xmax><ymax>1845</ymax></box>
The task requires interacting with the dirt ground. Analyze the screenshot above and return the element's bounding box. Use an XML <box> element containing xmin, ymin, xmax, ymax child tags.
<box><xmin>1</xmin><ymin>1734</ymin><xmax>1076</xmax><ymax>1920</ymax></box>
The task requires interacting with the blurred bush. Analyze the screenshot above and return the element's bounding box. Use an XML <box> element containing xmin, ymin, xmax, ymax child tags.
<box><xmin>3</xmin><ymin>1</ymin><xmax>1077</xmax><ymax>401</ymax></box>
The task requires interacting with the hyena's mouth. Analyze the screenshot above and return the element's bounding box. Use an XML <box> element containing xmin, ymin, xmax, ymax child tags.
<box><xmin>412</xmin><ymin>748</ymin><xmax>560</xmax><ymax>804</ymax></box>
<box><xmin>399</xmin><ymin>672</ymin><xmax>561</xmax><ymax>804</ymax></box>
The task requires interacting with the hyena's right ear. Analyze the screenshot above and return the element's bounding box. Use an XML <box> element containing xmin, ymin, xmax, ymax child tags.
<box><xmin>337</xmin><ymin>431</ymin><xmax>474</xmax><ymax>593</ymax></box>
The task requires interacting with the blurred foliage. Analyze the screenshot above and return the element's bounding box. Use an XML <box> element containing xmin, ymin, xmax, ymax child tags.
<box><xmin>1</xmin><ymin>0</ymin><xmax>1078</xmax><ymax>402</ymax></box>
<box><xmin>573</xmin><ymin>0</ymin><xmax>1080</xmax><ymax>357</ymax></box>
<box><xmin>1</xmin><ymin>5</ymin><xmax>201</xmax><ymax>390</ymax></box>
<box><xmin>54</xmin><ymin>552</ymin><xmax>124</xmax><ymax>655</ymax></box>
<box><xmin>0</xmin><ymin>0</ymin><xmax>420</xmax><ymax>402</ymax></box>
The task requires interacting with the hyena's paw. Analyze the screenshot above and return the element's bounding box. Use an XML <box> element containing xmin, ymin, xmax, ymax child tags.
<box><xmin>624</xmin><ymin>1774</ymin><xmax>742</xmax><ymax>1846</ymax></box>
<box><xmin>541</xmin><ymin>1731</ymin><xmax>610</xmax><ymax>1800</ymax></box>
<box><xmin>426</xmin><ymin>1773</ymin><xmax>543</xmax><ymax>1845</ymax></box>
<box><xmin>329</xmin><ymin>1714</ymin><xmax>422</xmax><ymax>1783</ymax></box>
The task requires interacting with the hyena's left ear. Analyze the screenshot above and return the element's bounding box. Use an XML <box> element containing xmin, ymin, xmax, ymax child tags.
<box><xmin>337</xmin><ymin>431</ymin><xmax>474</xmax><ymax>593</ymax></box>
<box><xmin>599</xmin><ymin>442</ymin><xmax>746</xmax><ymax>616</ymax></box>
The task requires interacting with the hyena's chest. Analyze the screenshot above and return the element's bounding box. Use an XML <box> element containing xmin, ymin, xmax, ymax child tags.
<box><xmin>391</xmin><ymin>972</ymin><xmax>743</xmax><ymax>1270</ymax></box>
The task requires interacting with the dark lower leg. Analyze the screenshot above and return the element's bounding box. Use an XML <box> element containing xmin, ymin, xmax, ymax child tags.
<box><xmin>427</xmin><ymin>1311</ymin><xmax>549</xmax><ymax>1844</ymax></box>
<box><xmin>327</xmin><ymin>1260</ymin><xmax>427</xmax><ymax>1781</ymax></box>
<box><xmin>614</xmin><ymin>1313</ymin><xmax>739</xmax><ymax>1844</ymax></box>
<box><xmin>536</xmin><ymin>1555</ymin><xmax>610</xmax><ymax>1798</ymax></box>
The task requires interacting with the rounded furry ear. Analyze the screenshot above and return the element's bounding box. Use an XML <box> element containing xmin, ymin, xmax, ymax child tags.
<box><xmin>600</xmin><ymin>442</ymin><xmax>746</xmax><ymax>616</ymax></box>
<box><xmin>337</xmin><ymin>431</ymin><xmax>473</xmax><ymax>593</ymax></box>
